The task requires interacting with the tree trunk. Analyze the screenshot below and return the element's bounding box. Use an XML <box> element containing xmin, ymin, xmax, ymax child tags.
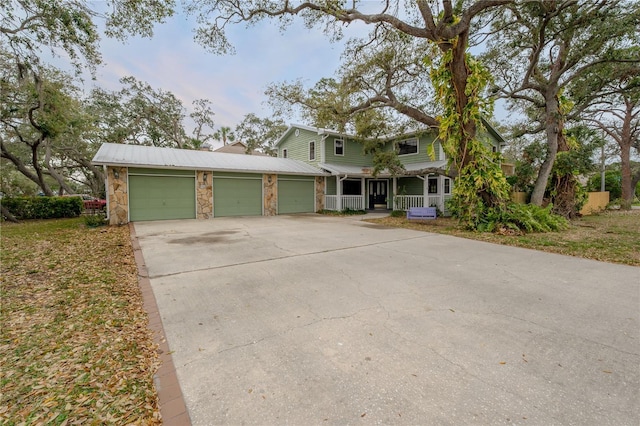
<box><xmin>1</xmin><ymin>204</ymin><xmax>19</xmax><ymax>223</ymax></box>
<box><xmin>45</xmin><ymin>143</ymin><xmax>75</xmax><ymax>195</ymax></box>
<box><xmin>531</xmin><ymin>94</ymin><xmax>560</xmax><ymax>206</ymax></box>
<box><xmin>1</xmin><ymin>139</ymin><xmax>54</xmax><ymax>195</ymax></box>
<box><xmin>551</xmin><ymin>129</ymin><xmax>580</xmax><ymax>219</ymax></box>
<box><xmin>619</xmin><ymin>101</ymin><xmax>633</xmax><ymax>210</ymax></box>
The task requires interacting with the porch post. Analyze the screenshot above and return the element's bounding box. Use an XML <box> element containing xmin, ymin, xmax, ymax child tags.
<box><xmin>417</xmin><ymin>175</ymin><xmax>427</xmax><ymax>207</ymax></box>
<box><xmin>392</xmin><ymin>177</ymin><xmax>397</xmax><ymax>210</ymax></box>
<box><xmin>361</xmin><ymin>177</ymin><xmax>365</xmax><ymax>210</ymax></box>
<box><xmin>336</xmin><ymin>175</ymin><xmax>342</xmax><ymax>211</ymax></box>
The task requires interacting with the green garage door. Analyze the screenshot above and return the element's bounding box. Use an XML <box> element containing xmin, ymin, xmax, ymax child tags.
<box><xmin>213</xmin><ymin>173</ymin><xmax>262</xmax><ymax>217</ymax></box>
<box><xmin>129</xmin><ymin>169</ymin><xmax>196</xmax><ymax>221</ymax></box>
<box><xmin>278</xmin><ymin>176</ymin><xmax>315</xmax><ymax>214</ymax></box>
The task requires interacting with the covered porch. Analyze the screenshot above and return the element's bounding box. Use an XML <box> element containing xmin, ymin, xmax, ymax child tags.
<box><xmin>321</xmin><ymin>163</ymin><xmax>452</xmax><ymax>214</ymax></box>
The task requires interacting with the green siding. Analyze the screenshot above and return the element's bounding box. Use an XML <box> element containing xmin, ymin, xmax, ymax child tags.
<box><xmin>278</xmin><ymin>176</ymin><xmax>315</xmax><ymax>214</ymax></box>
<box><xmin>323</xmin><ymin>137</ymin><xmax>374</xmax><ymax>166</ymax></box>
<box><xmin>129</xmin><ymin>175</ymin><xmax>195</xmax><ymax>221</ymax></box>
<box><xmin>396</xmin><ymin>133</ymin><xmax>441</xmax><ymax>166</ymax></box>
<box><xmin>326</xmin><ymin>177</ymin><xmax>337</xmax><ymax>195</ymax></box>
<box><xmin>213</xmin><ymin>177</ymin><xmax>262</xmax><ymax>217</ymax></box>
<box><xmin>279</xmin><ymin>128</ymin><xmax>320</xmax><ymax>166</ymax></box>
<box><xmin>397</xmin><ymin>177</ymin><xmax>424</xmax><ymax>195</ymax></box>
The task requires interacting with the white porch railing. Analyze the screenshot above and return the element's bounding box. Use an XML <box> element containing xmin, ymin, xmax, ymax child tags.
<box><xmin>394</xmin><ymin>194</ymin><xmax>448</xmax><ymax>213</ymax></box>
<box><xmin>394</xmin><ymin>195</ymin><xmax>424</xmax><ymax>210</ymax></box>
<box><xmin>325</xmin><ymin>195</ymin><xmax>337</xmax><ymax>210</ymax></box>
<box><xmin>324</xmin><ymin>195</ymin><xmax>364</xmax><ymax>211</ymax></box>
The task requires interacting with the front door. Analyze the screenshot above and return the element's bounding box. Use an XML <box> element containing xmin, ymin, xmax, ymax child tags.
<box><xmin>368</xmin><ymin>180</ymin><xmax>387</xmax><ymax>209</ymax></box>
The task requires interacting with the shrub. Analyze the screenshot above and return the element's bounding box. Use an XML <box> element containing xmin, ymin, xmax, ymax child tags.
<box><xmin>1</xmin><ymin>196</ymin><xmax>83</xmax><ymax>220</ymax></box>
<box><xmin>476</xmin><ymin>203</ymin><xmax>568</xmax><ymax>234</ymax></box>
<box><xmin>390</xmin><ymin>210</ymin><xmax>406</xmax><ymax>217</ymax></box>
<box><xmin>84</xmin><ymin>213</ymin><xmax>107</xmax><ymax>227</ymax></box>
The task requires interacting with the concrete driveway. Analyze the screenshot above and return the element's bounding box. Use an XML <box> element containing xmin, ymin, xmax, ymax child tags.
<box><xmin>133</xmin><ymin>214</ymin><xmax>639</xmax><ymax>425</ymax></box>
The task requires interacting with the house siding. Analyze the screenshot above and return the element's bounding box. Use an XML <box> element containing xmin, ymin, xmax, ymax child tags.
<box><xmin>397</xmin><ymin>177</ymin><xmax>424</xmax><ymax>195</ymax></box>
<box><xmin>396</xmin><ymin>133</ymin><xmax>441</xmax><ymax>166</ymax></box>
<box><xmin>279</xmin><ymin>128</ymin><xmax>320</xmax><ymax>166</ymax></box>
<box><xmin>323</xmin><ymin>137</ymin><xmax>374</xmax><ymax>166</ymax></box>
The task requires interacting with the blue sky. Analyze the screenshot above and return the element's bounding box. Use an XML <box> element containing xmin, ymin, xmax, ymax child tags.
<box><xmin>85</xmin><ymin>11</ymin><xmax>369</xmax><ymax>137</ymax></box>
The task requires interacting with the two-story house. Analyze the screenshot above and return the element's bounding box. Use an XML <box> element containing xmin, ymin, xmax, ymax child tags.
<box><xmin>276</xmin><ymin>123</ymin><xmax>506</xmax><ymax>214</ymax></box>
<box><xmin>92</xmin><ymin>123</ymin><xmax>506</xmax><ymax>224</ymax></box>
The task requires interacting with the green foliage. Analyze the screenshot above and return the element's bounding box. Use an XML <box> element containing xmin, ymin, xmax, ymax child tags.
<box><xmin>390</xmin><ymin>210</ymin><xmax>406</xmax><ymax>217</ymax></box>
<box><xmin>429</xmin><ymin>45</ymin><xmax>511</xmax><ymax>230</ymax></box>
<box><xmin>84</xmin><ymin>212</ymin><xmax>107</xmax><ymax>227</ymax></box>
<box><xmin>1</xmin><ymin>196</ymin><xmax>82</xmax><ymax>220</ymax></box>
<box><xmin>317</xmin><ymin>208</ymin><xmax>366</xmax><ymax>216</ymax></box>
<box><xmin>475</xmin><ymin>203</ymin><xmax>569</xmax><ymax>234</ymax></box>
<box><xmin>588</xmin><ymin>170</ymin><xmax>640</xmax><ymax>200</ymax></box>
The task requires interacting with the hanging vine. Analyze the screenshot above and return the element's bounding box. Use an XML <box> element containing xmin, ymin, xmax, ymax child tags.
<box><xmin>427</xmin><ymin>40</ymin><xmax>511</xmax><ymax>229</ymax></box>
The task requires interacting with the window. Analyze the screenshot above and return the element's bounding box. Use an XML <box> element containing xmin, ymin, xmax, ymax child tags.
<box><xmin>492</xmin><ymin>146</ymin><xmax>497</xmax><ymax>153</ymax></box>
<box><xmin>282</xmin><ymin>148</ymin><xmax>288</xmax><ymax>158</ymax></box>
<box><xmin>309</xmin><ymin>141</ymin><xmax>315</xmax><ymax>161</ymax></box>
<box><xmin>444</xmin><ymin>178</ymin><xmax>451</xmax><ymax>194</ymax></box>
<box><xmin>334</xmin><ymin>139</ymin><xmax>344</xmax><ymax>156</ymax></box>
<box><xmin>428</xmin><ymin>177</ymin><xmax>438</xmax><ymax>194</ymax></box>
<box><xmin>397</xmin><ymin>138</ymin><xmax>418</xmax><ymax>155</ymax></box>
<box><xmin>342</xmin><ymin>179</ymin><xmax>361</xmax><ymax>195</ymax></box>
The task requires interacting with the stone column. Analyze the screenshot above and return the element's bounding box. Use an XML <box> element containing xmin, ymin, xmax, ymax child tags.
<box><xmin>107</xmin><ymin>166</ymin><xmax>128</xmax><ymax>225</ymax></box>
<box><xmin>315</xmin><ymin>176</ymin><xmax>325</xmax><ymax>212</ymax></box>
<box><xmin>196</xmin><ymin>171</ymin><xmax>213</xmax><ymax>219</ymax></box>
<box><xmin>263</xmin><ymin>174</ymin><xmax>277</xmax><ymax>216</ymax></box>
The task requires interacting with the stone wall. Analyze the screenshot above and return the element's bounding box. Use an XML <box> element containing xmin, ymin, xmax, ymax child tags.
<box><xmin>197</xmin><ymin>171</ymin><xmax>213</xmax><ymax>219</ymax></box>
<box><xmin>315</xmin><ymin>176</ymin><xmax>325</xmax><ymax>212</ymax></box>
<box><xmin>107</xmin><ymin>166</ymin><xmax>128</xmax><ymax>225</ymax></box>
<box><xmin>264</xmin><ymin>174</ymin><xmax>277</xmax><ymax>216</ymax></box>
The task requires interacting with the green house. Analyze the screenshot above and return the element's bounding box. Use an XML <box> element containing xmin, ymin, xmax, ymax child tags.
<box><xmin>275</xmin><ymin>123</ymin><xmax>507</xmax><ymax>214</ymax></box>
<box><xmin>93</xmin><ymin>123</ymin><xmax>506</xmax><ymax>224</ymax></box>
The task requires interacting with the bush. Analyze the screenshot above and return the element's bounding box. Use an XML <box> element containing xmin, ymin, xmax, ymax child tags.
<box><xmin>84</xmin><ymin>213</ymin><xmax>107</xmax><ymax>227</ymax></box>
<box><xmin>390</xmin><ymin>210</ymin><xmax>406</xmax><ymax>217</ymax></box>
<box><xmin>477</xmin><ymin>203</ymin><xmax>568</xmax><ymax>234</ymax></box>
<box><xmin>1</xmin><ymin>196</ymin><xmax>83</xmax><ymax>220</ymax></box>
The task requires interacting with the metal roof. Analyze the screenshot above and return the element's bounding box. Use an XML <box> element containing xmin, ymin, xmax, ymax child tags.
<box><xmin>92</xmin><ymin>143</ymin><xmax>327</xmax><ymax>176</ymax></box>
<box><xmin>320</xmin><ymin>160</ymin><xmax>448</xmax><ymax>177</ymax></box>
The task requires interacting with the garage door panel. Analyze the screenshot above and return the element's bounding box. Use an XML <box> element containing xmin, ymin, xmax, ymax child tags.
<box><xmin>278</xmin><ymin>179</ymin><xmax>314</xmax><ymax>214</ymax></box>
<box><xmin>213</xmin><ymin>178</ymin><xmax>262</xmax><ymax>217</ymax></box>
<box><xmin>129</xmin><ymin>175</ymin><xmax>195</xmax><ymax>221</ymax></box>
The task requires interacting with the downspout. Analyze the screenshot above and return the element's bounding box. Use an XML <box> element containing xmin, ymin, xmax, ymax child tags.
<box><xmin>103</xmin><ymin>165</ymin><xmax>109</xmax><ymax>221</ymax></box>
<box><xmin>320</xmin><ymin>134</ymin><xmax>328</xmax><ymax>164</ymax></box>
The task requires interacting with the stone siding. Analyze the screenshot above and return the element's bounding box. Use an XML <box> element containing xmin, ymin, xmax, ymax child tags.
<box><xmin>315</xmin><ymin>176</ymin><xmax>325</xmax><ymax>211</ymax></box>
<box><xmin>197</xmin><ymin>171</ymin><xmax>213</xmax><ymax>219</ymax></box>
<box><xmin>263</xmin><ymin>174</ymin><xmax>277</xmax><ymax>216</ymax></box>
<box><xmin>107</xmin><ymin>166</ymin><xmax>129</xmax><ymax>225</ymax></box>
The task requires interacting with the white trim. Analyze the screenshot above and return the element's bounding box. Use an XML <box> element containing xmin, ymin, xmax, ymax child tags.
<box><xmin>309</xmin><ymin>140</ymin><xmax>316</xmax><ymax>161</ymax></box>
<box><xmin>397</xmin><ymin>137</ymin><xmax>419</xmax><ymax>156</ymax></box>
<box><xmin>334</xmin><ymin>138</ymin><xmax>345</xmax><ymax>156</ymax></box>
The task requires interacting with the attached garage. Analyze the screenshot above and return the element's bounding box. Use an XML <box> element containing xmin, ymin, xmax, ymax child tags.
<box><xmin>92</xmin><ymin>143</ymin><xmax>326</xmax><ymax>225</ymax></box>
<box><xmin>278</xmin><ymin>175</ymin><xmax>315</xmax><ymax>214</ymax></box>
<box><xmin>213</xmin><ymin>172</ymin><xmax>263</xmax><ymax>217</ymax></box>
<box><xmin>129</xmin><ymin>168</ymin><xmax>196</xmax><ymax>221</ymax></box>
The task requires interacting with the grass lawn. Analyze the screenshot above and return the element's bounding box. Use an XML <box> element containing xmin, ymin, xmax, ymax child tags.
<box><xmin>0</xmin><ymin>218</ymin><xmax>160</xmax><ymax>425</ymax></box>
<box><xmin>367</xmin><ymin>209</ymin><xmax>640</xmax><ymax>266</ymax></box>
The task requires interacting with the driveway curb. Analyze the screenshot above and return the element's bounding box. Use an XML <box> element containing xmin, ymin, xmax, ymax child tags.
<box><xmin>129</xmin><ymin>223</ymin><xmax>191</xmax><ymax>426</ymax></box>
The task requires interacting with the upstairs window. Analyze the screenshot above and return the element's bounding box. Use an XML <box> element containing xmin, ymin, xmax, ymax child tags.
<box><xmin>397</xmin><ymin>138</ymin><xmax>418</xmax><ymax>155</ymax></box>
<box><xmin>334</xmin><ymin>139</ymin><xmax>344</xmax><ymax>156</ymax></box>
<box><xmin>309</xmin><ymin>141</ymin><xmax>316</xmax><ymax>161</ymax></box>
<box><xmin>282</xmin><ymin>148</ymin><xmax>288</xmax><ymax>158</ymax></box>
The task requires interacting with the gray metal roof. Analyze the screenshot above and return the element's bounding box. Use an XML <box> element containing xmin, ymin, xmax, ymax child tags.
<box><xmin>92</xmin><ymin>143</ymin><xmax>327</xmax><ymax>176</ymax></box>
<box><xmin>320</xmin><ymin>160</ymin><xmax>448</xmax><ymax>177</ymax></box>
